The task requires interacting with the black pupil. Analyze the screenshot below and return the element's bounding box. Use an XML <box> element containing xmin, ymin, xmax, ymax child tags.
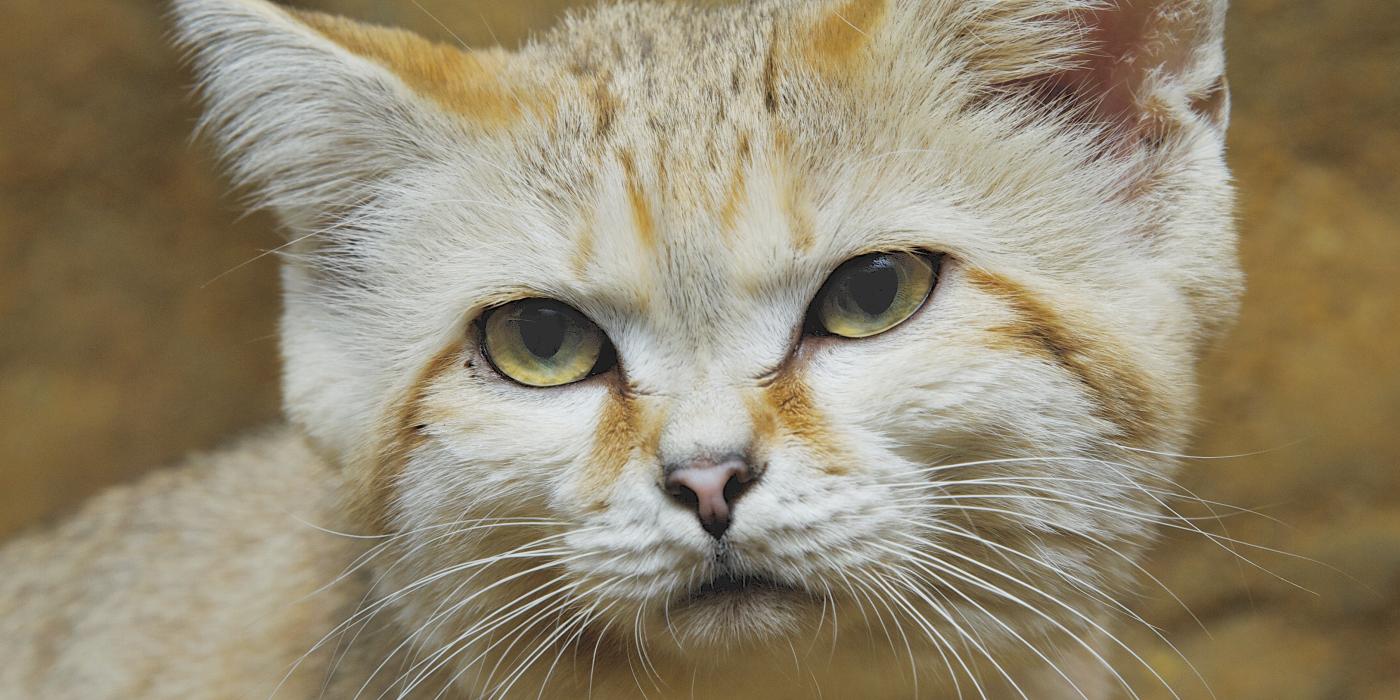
<box><xmin>516</xmin><ymin>304</ymin><xmax>570</xmax><ymax>359</ymax></box>
<box><xmin>847</xmin><ymin>256</ymin><xmax>899</xmax><ymax>315</ymax></box>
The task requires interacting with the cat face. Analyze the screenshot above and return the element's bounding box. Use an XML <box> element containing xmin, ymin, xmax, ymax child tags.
<box><xmin>175</xmin><ymin>0</ymin><xmax>1238</xmax><ymax>693</ymax></box>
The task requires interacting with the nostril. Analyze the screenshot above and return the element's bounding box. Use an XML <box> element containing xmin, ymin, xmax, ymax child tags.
<box><xmin>668</xmin><ymin>481</ymin><xmax>700</xmax><ymax>509</ymax></box>
<box><xmin>662</xmin><ymin>456</ymin><xmax>756</xmax><ymax>540</ymax></box>
<box><xmin>722</xmin><ymin>470</ymin><xmax>747</xmax><ymax>505</ymax></box>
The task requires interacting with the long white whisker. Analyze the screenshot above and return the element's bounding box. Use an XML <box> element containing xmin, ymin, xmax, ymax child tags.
<box><xmin>276</xmin><ymin>524</ymin><xmax>582</xmax><ymax>698</ymax></box>
<box><xmin>882</xmin><ymin>533</ymin><xmax>1168</xmax><ymax>700</ymax></box>
<box><xmin>883</xmin><ymin>552</ymin><xmax>1090</xmax><ymax>700</ymax></box>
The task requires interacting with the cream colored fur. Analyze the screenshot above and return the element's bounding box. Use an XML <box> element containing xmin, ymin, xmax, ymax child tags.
<box><xmin>1</xmin><ymin>0</ymin><xmax>1239</xmax><ymax>697</ymax></box>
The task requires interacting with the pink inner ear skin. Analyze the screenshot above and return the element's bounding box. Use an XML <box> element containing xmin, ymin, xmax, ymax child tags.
<box><xmin>1074</xmin><ymin>5</ymin><xmax>1151</xmax><ymax>128</ymax></box>
<box><xmin>1010</xmin><ymin>2</ymin><xmax>1221</xmax><ymax>143</ymax></box>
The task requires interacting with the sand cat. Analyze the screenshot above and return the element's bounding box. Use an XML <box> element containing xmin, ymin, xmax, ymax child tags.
<box><xmin>0</xmin><ymin>0</ymin><xmax>1239</xmax><ymax>697</ymax></box>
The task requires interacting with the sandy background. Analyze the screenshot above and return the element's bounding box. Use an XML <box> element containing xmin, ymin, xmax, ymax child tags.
<box><xmin>1</xmin><ymin>0</ymin><xmax>1396</xmax><ymax>697</ymax></box>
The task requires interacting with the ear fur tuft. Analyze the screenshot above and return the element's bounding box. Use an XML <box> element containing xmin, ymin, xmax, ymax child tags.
<box><xmin>288</xmin><ymin>9</ymin><xmax>548</xmax><ymax>129</ymax></box>
<box><xmin>168</xmin><ymin>0</ymin><xmax>540</xmax><ymax>236</ymax></box>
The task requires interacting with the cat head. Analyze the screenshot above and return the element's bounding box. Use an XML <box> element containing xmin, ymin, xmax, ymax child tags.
<box><xmin>174</xmin><ymin>0</ymin><xmax>1238</xmax><ymax>692</ymax></box>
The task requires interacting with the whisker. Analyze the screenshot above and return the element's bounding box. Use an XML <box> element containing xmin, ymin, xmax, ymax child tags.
<box><xmin>922</xmin><ymin>519</ymin><xmax>1217</xmax><ymax>698</ymax></box>
<box><xmin>367</xmin><ymin>551</ymin><xmax>607</xmax><ymax>699</ymax></box>
<box><xmin>857</xmin><ymin>569</ymin><xmax>924</xmax><ymax>696</ymax></box>
<box><xmin>881</xmin><ymin>531</ymin><xmax>1172</xmax><ymax>700</ymax></box>
<box><xmin>904</xmin><ymin>494</ymin><xmax>1321</xmax><ymax>594</ymax></box>
<box><xmin>275</xmin><ymin>523</ymin><xmax>583</xmax><ymax>698</ymax></box>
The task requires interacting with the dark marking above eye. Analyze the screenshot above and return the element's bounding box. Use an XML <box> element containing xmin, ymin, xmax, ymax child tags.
<box><xmin>762</xmin><ymin>25</ymin><xmax>781</xmax><ymax>114</ymax></box>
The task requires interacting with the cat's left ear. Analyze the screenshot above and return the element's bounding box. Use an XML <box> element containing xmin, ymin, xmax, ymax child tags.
<box><xmin>169</xmin><ymin>0</ymin><xmax>546</xmax><ymax>236</ymax></box>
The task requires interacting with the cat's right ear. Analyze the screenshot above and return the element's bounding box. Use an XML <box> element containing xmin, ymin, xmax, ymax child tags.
<box><xmin>169</xmin><ymin>0</ymin><xmax>543</xmax><ymax>236</ymax></box>
<box><xmin>791</xmin><ymin>0</ymin><xmax>1229</xmax><ymax>153</ymax></box>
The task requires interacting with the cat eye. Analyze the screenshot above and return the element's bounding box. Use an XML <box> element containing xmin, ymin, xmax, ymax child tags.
<box><xmin>811</xmin><ymin>251</ymin><xmax>939</xmax><ymax>339</ymax></box>
<box><xmin>481</xmin><ymin>299</ymin><xmax>615</xmax><ymax>387</ymax></box>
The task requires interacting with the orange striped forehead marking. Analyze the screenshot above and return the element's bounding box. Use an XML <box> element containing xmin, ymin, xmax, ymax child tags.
<box><xmin>290</xmin><ymin>10</ymin><xmax>552</xmax><ymax>129</ymax></box>
<box><xmin>716</xmin><ymin>133</ymin><xmax>753</xmax><ymax>240</ymax></box>
<box><xmin>617</xmin><ymin>150</ymin><xmax>659</xmax><ymax>251</ymax></box>
<box><xmin>570</xmin><ymin>218</ymin><xmax>597</xmax><ymax>279</ymax></box>
<box><xmin>768</xmin><ymin>127</ymin><xmax>816</xmax><ymax>252</ymax></box>
<box><xmin>805</xmin><ymin>0</ymin><xmax>889</xmax><ymax>73</ymax></box>
<box><xmin>590</xmin><ymin>79</ymin><xmax>620</xmax><ymax>139</ymax></box>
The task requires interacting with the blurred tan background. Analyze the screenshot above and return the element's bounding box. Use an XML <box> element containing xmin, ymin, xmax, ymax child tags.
<box><xmin>1</xmin><ymin>0</ymin><xmax>1396</xmax><ymax>697</ymax></box>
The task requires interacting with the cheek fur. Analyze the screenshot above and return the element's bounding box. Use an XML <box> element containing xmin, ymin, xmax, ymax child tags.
<box><xmin>965</xmin><ymin>268</ymin><xmax>1184</xmax><ymax>449</ymax></box>
<box><xmin>576</xmin><ymin>389</ymin><xmax>664</xmax><ymax>507</ymax></box>
<box><xmin>751</xmin><ymin>368</ymin><xmax>851</xmax><ymax>476</ymax></box>
<box><xmin>351</xmin><ymin>340</ymin><xmax>469</xmax><ymax>532</ymax></box>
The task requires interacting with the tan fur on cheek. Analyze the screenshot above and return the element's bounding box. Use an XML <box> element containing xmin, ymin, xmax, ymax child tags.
<box><xmin>290</xmin><ymin>10</ymin><xmax>553</xmax><ymax>130</ymax></box>
<box><xmin>967</xmin><ymin>269</ymin><xmax>1175</xmax><ymax>447</ymax></box>
<box><xmin>352</xmin><ymin>341</ymin><xmax>467</xmax><ymax>532</ymax></box>
<box><xmin>753</xmin><ymin>369</ymin><xmax>849</xmax><ymax>475</ymax></box>
<box><xmin>579</xmin><ymin>391</ymin><xmax>661</xmax><ymax>506</ymax></box>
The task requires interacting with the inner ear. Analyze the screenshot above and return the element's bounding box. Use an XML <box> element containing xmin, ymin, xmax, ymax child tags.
<box><xmin>1055</xmin><ymin>6</ymin><xmax>1148</xmax><ymax>129</ymax></box>
<box><xmin>997</xmin><ymin>1</ymin><xmax>1228</xmax><ymax>145</ymax></box>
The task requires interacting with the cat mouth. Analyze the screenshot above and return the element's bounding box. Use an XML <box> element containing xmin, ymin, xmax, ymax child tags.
<box><xmin>666</xmin><ymin>571</ymin><xmax>815</xmax><ymax>644</ymax></box>
<box><xmin>683</xmin><ymin>572</ymin><xmax>802</xmax><ymax>604</ymax></box>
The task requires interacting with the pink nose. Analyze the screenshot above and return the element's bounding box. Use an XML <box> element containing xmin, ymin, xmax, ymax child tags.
<box><xmin>664</xmin><ymin>456</ymin><xmax>755</xmax><ymax>540</ymax></box>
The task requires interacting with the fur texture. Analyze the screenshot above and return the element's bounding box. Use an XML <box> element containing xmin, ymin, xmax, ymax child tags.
<box><xmin>1</xmin><ymin>0</ymin><xmax>1239</xmax><ymax>697</ymax></box>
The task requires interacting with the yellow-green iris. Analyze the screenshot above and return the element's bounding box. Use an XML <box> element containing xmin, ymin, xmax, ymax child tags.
<box><xmin>482</xmin><ymin>299</ymin><xmax>608</xmax><ymax>387</ymax></box>
<box><xmin>816</xmin><ymin>252</ymin><xmax>937</xmax><ymax>338</ymax></box>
